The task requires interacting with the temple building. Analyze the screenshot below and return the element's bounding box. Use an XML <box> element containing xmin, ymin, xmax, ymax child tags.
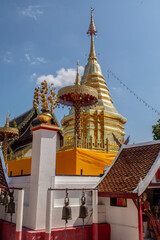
<box><xmin>61</xmin><ymin>9</ymin><xmax>127</xmax><ymax>151</ymax></box>
<box><xmin>1</xmin><ymin>10</ymin><xmax>127</xmax><ymax>177</ymax></box>
<box><xmin>2</xmin><ymin>10</ymin><xmax>125</xmax><ymax>177</ymax></box>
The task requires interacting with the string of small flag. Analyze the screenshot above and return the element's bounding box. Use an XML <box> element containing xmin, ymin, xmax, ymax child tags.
<box><xmin>107</xmin><ymin>69</ymin><xmax>160</xmax><ymax>116</ymax></box>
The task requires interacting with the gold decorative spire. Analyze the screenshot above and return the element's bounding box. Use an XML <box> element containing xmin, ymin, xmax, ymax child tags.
<box><xmin>89</xmin><ymin>35</ymin><xmax>97</xmax><ymax>60</ymax></box>
<box><xmin>75</xmin><ymin>61</ymin><xmax>80</xmax><ymax>85</ymax></box>
<box><xmin>87</xmin><ymin>8</ymin><xmax>98</xmax><ymax>61</ymax></box>
<box><xmin>5</xmin><ymin>112</ymin><xmax>10</xmax><ymax>128</ymax></box>
<box><xmin>87</xmin><ymin>8</ymin><xmax>97</xmax><ymax>36</ymax></box>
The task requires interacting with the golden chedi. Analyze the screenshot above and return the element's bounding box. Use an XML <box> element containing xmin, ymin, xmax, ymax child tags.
<box><xmin>61</xmin><ymin>9</ymin><xmax>127</xmax><ymax>152</ymax></box>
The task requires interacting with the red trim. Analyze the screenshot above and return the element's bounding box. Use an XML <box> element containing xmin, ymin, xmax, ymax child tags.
<box><xmin>156</xmin><ymin>169</ymin><xmax>160</xmax><ymax>181</ymax></box>
<box><xmin>32</xmin><ymin>123</ymin><xmax>59</xmax><ymax>132</ymax></box>
<box><xmin>45</xmin><ymin>232</ymin><xmax>51</xmax><ymax>240</ymax></box>
<box><xmin>0</xmin><ymin>220</ymin><xmax>110</xmax><ymax>240</ymax></box>
<box><xmin>93</xmin><ymin>223</ymin><xmax>98</xmax><ymax>240</ymax></box>
<box><xmin>149</xmin><ymin>183</ymin><xmax>160</xmax><ymax>187</ymax></box>
<box><xmin>15</xmin><ymin>231</ymin><xmax>22</xmax><ymax>240</ymax></box>
<box><xmin>98</xmin><ymin>192</ymin><xmax>138</xmax><ymax>199</ymax></box>
<box><xmin>138</xmin><ymin>196</ymin><xmax>143</xmax><ymax>240</ymax></box>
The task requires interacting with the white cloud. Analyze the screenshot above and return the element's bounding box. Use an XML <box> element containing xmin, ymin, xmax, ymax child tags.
<box><xmin>25</xmin><ymin>53</ymin><xmax>30</xmax><ymax>62</ymax></box>
<box><xmin>32</xmin><ymin>73</ymin><xmax>37</xmax><ymax>77</ymax></box>
<box><xmin>3</xmin><ymin>51</ymin><xmax>13</xmax><ymax>63</ymax></box>
<box><xmin>31</xmin><ymin>57</ymin><xmax>46</xmax><ymax>64</ymax></box>
<box><xmin>112</xmin><ymin>87</ymin><xmax>123</xmax><ymax>94</ymax></box>
<box><xmin>37</xmin><ymin>66</ymin><xmax>84</xmax><ymax>87</ymax></box>
<box><xmin>30</xmin><ymin>72</ymin><xmax>37</xmax><ymax>81</ymax></box>
<box><xmin>21</xmin><ymin>5</ymin><xmax>43</xmax><ymax>20</ymax></box>
<box><xmin>25</xmin><ymin>53</ymin><xmax>46</xmax><ymax>65</ymax></box>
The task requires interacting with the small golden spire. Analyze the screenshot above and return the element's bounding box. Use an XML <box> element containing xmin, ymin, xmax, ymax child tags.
<box><xmin>87</xmin><ymin>8</ymin><xmax>97</xmax><ymax>61</ymax></box>
<box><xmin>75</xmin><ymin>61</ymin><xmax>80</xmax><ymax>85</ymax></box>
<box><xmin>5</xmin><ymin>112</ymin><xmax>10</xmax><ymax>128</ymax></box>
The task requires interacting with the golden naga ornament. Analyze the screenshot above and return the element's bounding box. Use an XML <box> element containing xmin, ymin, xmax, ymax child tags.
<box><xmin>33</xmin><ymin>80</ymin><xmax>58</xmax><ymax>123</ymax></box>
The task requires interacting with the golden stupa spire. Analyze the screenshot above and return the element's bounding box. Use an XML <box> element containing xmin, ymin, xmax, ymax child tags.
<box><xmin>87</xmin><ymin>8</ymin><xmax>98</xmax><ymax>61</ymax></box>
<box><xmin>75</xmin><ymin>61</ymin><xmax>80</xmax><ymax>85</ymax></box>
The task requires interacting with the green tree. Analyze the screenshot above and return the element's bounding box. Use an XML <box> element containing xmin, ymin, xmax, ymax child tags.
<box><xmin>152</xmin><ymin>119</ymin><xmax>160</xmax><ymax>140</ymax></box>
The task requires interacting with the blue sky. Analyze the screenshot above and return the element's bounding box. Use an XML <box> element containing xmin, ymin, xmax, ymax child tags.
<box><xmin>0</xmin><ymin>0</ymin><xmax>160</xmax><ymax>144</ymax></box>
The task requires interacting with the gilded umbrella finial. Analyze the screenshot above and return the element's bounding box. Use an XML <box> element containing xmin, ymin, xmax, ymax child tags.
<box><xmin>58</xmin><ymin>62</ymin><xmax>98</xmax><ymax>145</ymax></box>
<box><xmin>33</xmin><ymin>80</ymin><xmax>58</xmax><ymax>123</ymax></box>
<box><xmin>0</xmin><ymin>113</ymin><xmax>19</xmax><ymax>161</ymax></box>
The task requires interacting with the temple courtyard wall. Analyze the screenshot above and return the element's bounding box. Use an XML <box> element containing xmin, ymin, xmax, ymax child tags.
<box><xmin>98</xmin><ymin>197</ymin><xmax>139</xmax><ymax>240</ymax></box>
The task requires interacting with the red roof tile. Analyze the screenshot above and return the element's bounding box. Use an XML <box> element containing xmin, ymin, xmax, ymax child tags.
<box><xmin>98</xmin><ymin>142</ymin><xmax>160</xmax><ymax>194</ymax></box>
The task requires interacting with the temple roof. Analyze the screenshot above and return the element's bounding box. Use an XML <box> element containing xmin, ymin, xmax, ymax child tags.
<box><xmin>97</xmin><ymin>141</ymin><xmax>160</xmax><ymax>195</ymax></box>
<box><xmin>8</xmin><ymin>107</ymin><xmax>62</xmax><ymax>154</ymax></box>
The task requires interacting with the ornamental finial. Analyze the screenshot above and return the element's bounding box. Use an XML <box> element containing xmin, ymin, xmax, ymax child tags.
<box><xmin>87</xmin><ymin>9</ymin><xmax>97</xmax><ymax>61</ymax></box>
<box><xmin>75</xmin><ymin>61</ymin><xmax>80</xmax><ymax>85</ymax></box>
<box><xmin>5</xmin><ymin>112</ymin><xmax>10</xmax><ymax>128</ymax></box>
<box><xmin>33</xmin><ymin>81</ymin><xmax>58</xmax><ymax>123</ymax></box>
<box><xmin>87</xmin><ymin>8</ymin><xmax>97</xmax><ymax>36</ymax></box>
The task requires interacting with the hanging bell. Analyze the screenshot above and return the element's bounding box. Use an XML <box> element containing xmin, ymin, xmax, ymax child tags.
<box><xmin>62</xmin><ymin>191</ymin><xmax>72</xmax><ymax>222</ymax></box>
<box><xmin>3</xmin><ymin>192</ymin><xmax>9</xmax><ymax>206</ymax></box>
<box><xmin>79</xmin><ymin>192</ymin><xmax>88</xmax><ymax>219</ymax></box>
<box><xmin>0</xmin><ymin>193</ymin><xmax>4</xmax><ymax>205</ymax></box>
<box><xmin>7</xmin><ymin>197</ymin><xmax>15</xmax><ymax>214</ymax></box>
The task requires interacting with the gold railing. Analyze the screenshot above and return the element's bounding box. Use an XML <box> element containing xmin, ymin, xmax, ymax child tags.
<box><xmin>62</xmin><ymin>136</ymin><xmax>119</xmax><ymax>153</ymax></box>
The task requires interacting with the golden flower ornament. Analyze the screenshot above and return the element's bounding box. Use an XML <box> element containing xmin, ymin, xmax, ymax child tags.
<box><xmin>33</xmin><ymin>80</ymin><xmax>58</xmax><ymax>123</ymax></box>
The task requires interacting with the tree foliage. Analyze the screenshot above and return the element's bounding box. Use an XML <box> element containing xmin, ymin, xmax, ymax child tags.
<box><xmin>152</xmin><ymin>119</ymin><xmax>160</xmax><ymax>140</ymax></box>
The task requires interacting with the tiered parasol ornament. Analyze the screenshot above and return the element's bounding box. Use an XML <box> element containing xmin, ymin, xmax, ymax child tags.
<box><xmin>33</xmin><ymin>80</ymin><xmax>58</xmax><ymax>123</ymax></box>
<box><xmin>0</xmin><ymin>113</ymin><xmax>19</xmax><ymax>161</ymax></box>
<box><xmin>58</xmin><ymin>62</ymin><xmax>98</xmax><ymax>143</ymax></box>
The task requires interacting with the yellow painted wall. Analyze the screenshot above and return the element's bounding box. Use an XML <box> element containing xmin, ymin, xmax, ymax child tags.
<box><xmin>6</xmin><ymin>157</ymin><xmax>31</xmax><ymax>176</ymax></box>
<box><xmin>55</xmin><ymin>148</ymin><xmax>116</xmax><ymax>176</ymax></box>
<box><xmin>56</xmin><ymin>149</ymin><xmax>77</xmax><ymax>175</ymax></box>
<box><xmin>6</xmin><ymin>149</ymin><xmax>116</xmax><ymax>176</ymax></box>
<box><xmin>76</xmin><ymin>148</ymin><xmax>115</xmax><ymax>175</ymax></box>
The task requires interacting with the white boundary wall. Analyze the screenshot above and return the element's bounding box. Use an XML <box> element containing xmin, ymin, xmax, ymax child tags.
<box><xmin>99</xmin><ymin>197</ymin><xmax>139</xmax><ymax>240</ymax></box>
<box><xmin>0</xmin><ymin>175</ymin><xmax>101</xmax><ymax>229</ymax></box>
